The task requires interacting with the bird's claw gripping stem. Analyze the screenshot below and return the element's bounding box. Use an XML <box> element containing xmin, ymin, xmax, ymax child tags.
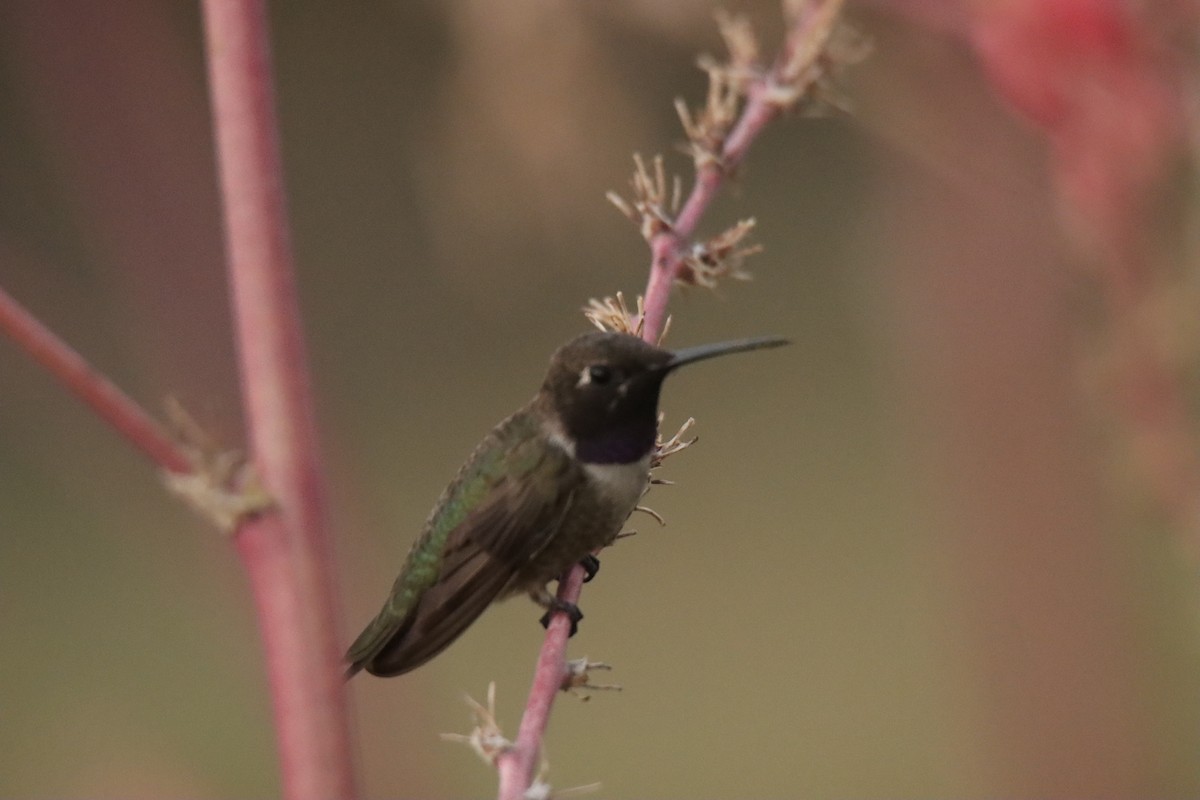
<box><xmin>539</xmin><ymin>599</ymin><xmax>584</xmax><ymax>637</ymax></box>
<box><xmin>579</xmin><ymin>554</ymin><xmax>600</xmax><ymax>583</ymax></box>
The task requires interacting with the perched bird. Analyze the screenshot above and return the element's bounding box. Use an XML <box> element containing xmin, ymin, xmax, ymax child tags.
<box><xmin>345</xmin><ymin>330</ymin><xmax>787</xmax><ymax>678</ymax></box>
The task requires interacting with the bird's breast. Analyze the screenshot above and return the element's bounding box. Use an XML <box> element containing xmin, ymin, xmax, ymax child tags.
<box><xmin>581</xmin><ymin>456</ymin><xmax>651</xmax><ymax>515</ymax></box>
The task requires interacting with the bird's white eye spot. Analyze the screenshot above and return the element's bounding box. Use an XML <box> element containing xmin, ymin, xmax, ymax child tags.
<box><xmin>578</xmin><ymin>363</ymin><xmax>613</xmax><ymax>387</ymax></box>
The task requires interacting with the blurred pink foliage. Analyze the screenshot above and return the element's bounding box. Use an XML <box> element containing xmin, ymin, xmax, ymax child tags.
<box><xmin>970</xmin><ymin>0</ymin><xmax>1190</xmax><ymax>272</ymax></box>
<box><xmin>878</xmin><ymin>0</ymin><xmax>1200</xmax><ymax>540</ymax></box>
<box><xmin>888</xmin><ymin>0</ymin><xmax>1193</xmax><ymax>271</ymax></box>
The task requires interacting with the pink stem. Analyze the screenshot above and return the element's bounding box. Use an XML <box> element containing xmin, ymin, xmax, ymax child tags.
<box><xmin>0</xmin><ymin>284</ymin><xmax>191</xmax><ymax>474</ymax></box>
<box><xmin>496</xmin><ymin>568</ymin><xmax>585</xmax><ymax>799</ymax></box>
<box><xmin>200</xmin><ymin>2</ymin><xmax>356</xmax><ymax>799</ymax></box>
<box><xmin>642</xmin><ymin>67</ymin><xmax>791</xmax><ymax>341</ymax></box>
<box><xmin>497</xmin><ymin>6</ymin><xmax>837</xmax><ymax>796</ymax></box>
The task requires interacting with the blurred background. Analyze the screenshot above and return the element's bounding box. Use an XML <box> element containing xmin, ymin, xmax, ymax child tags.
<box><xmin>2</xmin><ymin>0</ymin><xmax>1199</xmax><ymax>797</ymax></box>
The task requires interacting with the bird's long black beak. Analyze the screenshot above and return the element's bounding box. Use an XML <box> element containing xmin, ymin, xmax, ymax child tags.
<box><xmin>665</xmin><ymin>336</ymin><xmax>790</xmax><ymax>372</ymax></box>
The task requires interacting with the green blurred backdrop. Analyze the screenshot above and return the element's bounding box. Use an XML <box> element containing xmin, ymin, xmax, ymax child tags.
<box><xmin>1</xmin><ymin>1</ymin><xmax>1198</xmax><ymax>797</ymax></box>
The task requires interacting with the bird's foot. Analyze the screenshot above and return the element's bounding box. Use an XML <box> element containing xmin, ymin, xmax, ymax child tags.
<box><xmin>579</xmin><ymin>554</ymin><xmax>600</xmax><ymax>583</ymax></box>
<box><xmin>539</xmin><ymin>599</ymin><xmax>584</xmax><ymax>637</ymax></box>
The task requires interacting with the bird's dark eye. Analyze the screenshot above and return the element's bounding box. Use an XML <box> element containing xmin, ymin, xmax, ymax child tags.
<box><xmin>587</xmin><ymin>364</ymin><xmax>613</xmax><ymax>385</ymax></box>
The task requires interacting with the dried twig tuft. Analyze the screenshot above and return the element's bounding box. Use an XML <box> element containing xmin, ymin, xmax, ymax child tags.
<box><xmin>677</xmin><ymin>67</ymin><xmax>741</xmax><ymax>172</ymax></box>
<box><xmin>607</xmin><ymin>154</ymin><xmax>681</xmax><ymax>242</ymax></box>
<box><xmin>583</xmin><ymin>292</ymin><xmax>642</xmax><ymax>337</ymax></box>
<box><xmin>583</xmin><ymin>293</ymin><xmax>672</xmax><ymax>346</ymax></box>
<box><xmin>525</xmin><ymin>755</ymin><xmax>601</xmax><ymax>800</ymax></box>
<box><xmin>680</xmin><ymin>218</ymin><xmax>760</xmax><ymax>288</ymax></box>
<box><xmin>715</xmin><ymin>9</ymin><xmax>761</xmax><ymax>78</ymax></box>
<box><xmin>561</xmin><ymin>658</ymin><xmax>623</xmax><ymax>700</ymax></box>
<box><xmin>634</xmin><ymin>504</ymin><xmax>668</xmax><ymax>526</ymax></box>
<box><xmin>441</xmin><ymin>683</ymin><xmax>512</xmax><ymax>765</ymax></box>
<box><xmin>629</xmin><ymin>416</ymin><xmax>700</xmax><ymax>527</ymax></box>
<box><xmin>161</xmin><ymin>398</ymin><xmax>274</xmax><ymax>532</ymax></box>
<box><xmin>681</xmin><ymin>11</ymin><xmax>762</xmax><ymax>171</ymax></box>
<box><xmin>772</xmin><ymin>0</ymin><xmax>864</xmax><ymax>112</ymax></box>
<box><xmin>653</xmin><ymin>416</ymin><xmax>698</xmax><ymax>469</ymax></box>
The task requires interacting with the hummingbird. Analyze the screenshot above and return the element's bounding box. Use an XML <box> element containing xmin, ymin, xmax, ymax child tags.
<box><xmin>345</xmin><ymin>330</ymin><xmax>788</xmax><ymax>678</ymax></box>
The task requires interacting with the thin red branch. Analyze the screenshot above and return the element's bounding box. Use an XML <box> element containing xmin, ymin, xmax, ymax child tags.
<box><xmin>496</xmin><ymin>568</ymin><xmax>584</xmax><ymax>799</ymax></box>
<box><xmin>643</xmin><ymin>0</ymin><xmax>841</xmax><ymax>340</ymax></box>
<box><xmin>497</xmin><ymin>3</ymin><xmax>843</xmax><ymax>796</ymax></box>
<box><xmin>200</xmin><ymin>2</ymin><xmax>356</xmax><ymax>799</ymax></box>
<box><xmin>0</xmin><ymin>284</ymin><xmax>191</xmax><ymax>473</ymax></box>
